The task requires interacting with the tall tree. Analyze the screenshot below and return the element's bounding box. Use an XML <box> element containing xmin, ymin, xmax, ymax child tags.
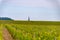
<box><xmin>28</xmin><ymin>16</ymin><xmax>30</xmax><ymax>21</ymax></box>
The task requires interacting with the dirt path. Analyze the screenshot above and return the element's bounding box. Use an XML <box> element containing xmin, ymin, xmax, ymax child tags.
<box><xmin>3</xmin><ymin>28</ymin><xmax>13</xmax><ymax>40</ymax></box>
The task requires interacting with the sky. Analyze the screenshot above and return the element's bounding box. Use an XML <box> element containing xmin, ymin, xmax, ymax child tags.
<box><xmin>0</xmin><ymin>0</ymin><xmax>60</xmax><ymax>21</ymax></box>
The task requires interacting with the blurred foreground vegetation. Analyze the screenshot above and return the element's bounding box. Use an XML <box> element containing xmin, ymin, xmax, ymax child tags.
<box><xmin>0</xmin><ymin>20</ymin><xmax>60</xmax><ymax>40</ymax></box>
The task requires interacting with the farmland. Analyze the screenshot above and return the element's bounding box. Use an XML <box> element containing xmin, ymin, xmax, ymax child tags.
<box><xmin>0</xmin><ymin>20</ymin><xmax>60</xmax><ymax>40</ymax></box>
<box><xmin>0</xmin><ymin>24</ymin><xmax>3</xmax><ymax>40</ymax></box>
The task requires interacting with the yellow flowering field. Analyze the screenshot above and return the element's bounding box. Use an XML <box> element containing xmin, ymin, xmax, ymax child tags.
<box><xmin>4</xmin><ymin>24</ymin><xmax>60</xmax><ymax>40</ymax></box>
<box><xmin>0</xmin><ymin>24</ymin><xmax>3</xmax><ymax>40</ymax></box>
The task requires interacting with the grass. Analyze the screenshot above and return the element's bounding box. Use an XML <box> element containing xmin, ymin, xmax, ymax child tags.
<box><xmin>4</xmin><ymin>24</ymin><xmax>60</xmax><ymax>40</ymax></box>
<box><xmin>0</xmin><ymin>24</ymin><xmax>3</xmax><ymax>40</ymax></box>
<box><xmin>0</xmin><ymin>20</ymin><xmax>60</xmax><ymax>40</ymax></box>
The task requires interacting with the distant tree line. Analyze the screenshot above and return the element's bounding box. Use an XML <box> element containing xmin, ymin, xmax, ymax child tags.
<box><xmin>0</xmin><ymin>17</ymin><xmax>13</xmax><ymax>20</ymax></box>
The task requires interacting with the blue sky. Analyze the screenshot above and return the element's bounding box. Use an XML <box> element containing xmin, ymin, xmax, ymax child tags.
<box><xmin>0</xmin><ymin>0</ymin><xmax>60</xmax><ymax>21</ymax></box>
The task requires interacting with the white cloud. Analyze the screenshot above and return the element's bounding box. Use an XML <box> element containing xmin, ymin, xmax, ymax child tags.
<box><xmin>0</xmin><ymin>0</ymin><xmax>60</xmax><ymax>20</ymax></box>
<box><xmin>3</xmin><ymin>0</ymin><xmax>59</xmax><ymax>8</ymax></box>
<box><xmin>1</xmin><ymin>0</ymin><xmax>60</xmax><ymax>8</ymax></box>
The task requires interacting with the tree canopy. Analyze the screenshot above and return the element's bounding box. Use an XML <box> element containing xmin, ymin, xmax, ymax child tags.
<box><xmin>0</xmin><ymin>17</ymin><xmax>13</xmax><ymax>20</ymax></box>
